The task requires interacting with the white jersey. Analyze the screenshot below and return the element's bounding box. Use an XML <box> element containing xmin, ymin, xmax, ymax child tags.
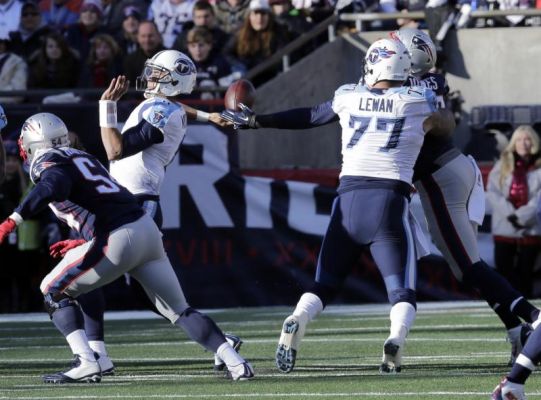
<box><xmin>109</xmin><ymin>97</ymin><xmax>187</xmax><ymax>196</ymax></box>
<box><xmin>148</xmin><ymin>0</ymin><xmax>195</xmax><ymax>48</ymax></box>
<box><xmin>332</xmin><ymin>84</ymin><xmax>437</xmax><ymax>185</ymax></box>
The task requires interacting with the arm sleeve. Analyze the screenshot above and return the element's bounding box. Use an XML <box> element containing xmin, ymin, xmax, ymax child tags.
<box><xmin>256</xmin><ymin>101</ymin><xmax>338</xmax><ymax>129</ymax></box>
<box><xmin>121</xmin><ymin>119</ymin><xmax>164</xmax><ymax>158</ymax></box>
<box><xmin>15</xmin><ymin>167</ymin><xmax>72</xmax><ymax>220</ymax></box>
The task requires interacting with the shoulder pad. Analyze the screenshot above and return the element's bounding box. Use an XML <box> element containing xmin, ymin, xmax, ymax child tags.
<box><xmin>30</xmin><ymin>149</ymin><xmax>69</xmax><ymax>183</ymax></box>
<box><xmin>142</xmin><ymin>98</ymin><xmax>182</xmax><ymax>130</ymax></box>
<box><xmin>334</xmin><ymin>83</ymin><xmax>358</xmax><ymax>96</ymax></box>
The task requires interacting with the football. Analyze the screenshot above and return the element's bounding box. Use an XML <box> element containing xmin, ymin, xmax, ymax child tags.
<box><xmin>224</xmin><ymin>79</ymin><xmax>256</xmax><ymax>111</ymax></box>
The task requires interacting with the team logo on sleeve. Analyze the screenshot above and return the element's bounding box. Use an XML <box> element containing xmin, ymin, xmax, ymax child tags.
<box><xmin>151</xmin><ymin>110</ymin><xmax>166</xmax><ymax>125</ymax></box>
<box><xmin>367</xmin><ymin>47</ymin><xmax>396</xmax><ymax>64</ymax></box>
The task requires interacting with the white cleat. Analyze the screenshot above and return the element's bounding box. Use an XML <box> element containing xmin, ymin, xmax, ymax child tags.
<box><xmin>276</xmin><ymin>315</ymin><xmax>301</xmax><ymax>373</ymax></box>
<box><xmin>491</xmin><ymin>378</ymin><xmax>526</xmax><ymax>400</ymax></box>
<box><xmin>214</xmin><ymin>333</ymin><xmax>243</xmax><ymax>372</ymax></box>
<box><xmin>379</xmin><ymin>338</ymin><xmax>403</xmax><ymax>374</ymax></box>
<box><xmin>226</xmin><ymin>362</ymin><xmax>255</xmax><ymax>381</ymax></box>
<box><xmin>94</xmin><ymin>352</ymin><xmax>115</xmax><ymax>376</ymax></box>
<box><xmin>43</xmin><ymin>354</ymin><xmax>101</xmax><ymax>384</ymax></box>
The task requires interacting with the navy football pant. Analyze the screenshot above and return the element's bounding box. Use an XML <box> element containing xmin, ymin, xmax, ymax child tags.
<box><xmin>315</xmin><ymin>187</ymin><xmax>416</xmax><ymax>306</ymax></box>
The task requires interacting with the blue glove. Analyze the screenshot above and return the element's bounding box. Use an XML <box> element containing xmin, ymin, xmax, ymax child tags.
<box><xmin>0</xmin><ymin>105</ymin><xmax>7</xmax><ymax>130</ymax></box>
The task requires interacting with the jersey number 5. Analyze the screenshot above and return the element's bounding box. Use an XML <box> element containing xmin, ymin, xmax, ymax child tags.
<box><xmin>73</xmin><ymin>158</ymin><xmax>121</xmax><ymax>194</ymax></box>
<box><xmin>347</xmin><ymin>116</ymin><xmax>405</xmax><ymax>151</ymax></box>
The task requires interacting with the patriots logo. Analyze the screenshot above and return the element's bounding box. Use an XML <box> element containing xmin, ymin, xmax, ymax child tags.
<box><xmin>367</xmin><ymin>47</ymin><xmax>396</xmax><ymax>64</ymax></box>
<box><xmin>412</xmin><ymin>35</ymin><xmax>434</xmax><ymax>59</ymax></box>
<box><xmin>175</xmin><ymin>58</ymin><xmax>196</xmax><ymax>75</ymax></box>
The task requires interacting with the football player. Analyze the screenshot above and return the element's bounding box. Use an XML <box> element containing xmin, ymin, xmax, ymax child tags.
<box><xmin>0</xmin><ymin>112</ymin><xmax>254</xmax><ymax>383</ymax></box>
<box><xmin>222</xmin><ymin>37</ymin><xmax>455</xmax><ymax>374</ymax></box>
<box><xmin>0</xmin><ymin>104</ymin><xmax>7</xmax><ymax>183</ymax></box>
<box><xmin>93</xmin><ymin>49</ymin><xmax>236</xmax><ymax>373</ymax></box>
<box><xmin>393</xmin><ymin>27</ymin><xmax>539</xmax><ymax>367</ymax></box>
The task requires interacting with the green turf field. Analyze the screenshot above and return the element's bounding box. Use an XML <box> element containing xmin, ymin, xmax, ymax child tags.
<box><xmin>1</xmin><ymin>301</ymin><xmax>539</xmax><ymax>399</ymax></box>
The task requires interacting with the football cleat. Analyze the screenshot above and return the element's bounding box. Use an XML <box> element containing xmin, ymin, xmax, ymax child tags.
<box><xmin>507</xmin><ymin>323</ymin><xmax>533</xmax><ymax>367</ymax></box>
<box><xmin>379</xmin><ymin>338</ymin><xmax>403</xmax><ymax>374</ymax></box>
<box><xmin>214</xmin><ymin>333</ymin><xmax>243</xmax><ymax>372</ymax></box>
<box><xmin>491</xmin><ymin>378</ymin><xmax>526</xmax><ymax>400</ymax></box>
<box><xmin>226</xmin><ymin>362</ymin><xmax>255</xmax><ymax>381</ymax></box>
<box><xmin>43</xmin><ymin>354</ymin><xmax>101</xmax><ymax>384</ymax></box>
<box><xmin>94</xmin><ymin>352</ymin><xmax>115</xmax><ymax>376</ymax></box>
<box><xmin>275</xmin><ymin>315</ymin><xmax>300</xmax><ymax>373</ymax></box>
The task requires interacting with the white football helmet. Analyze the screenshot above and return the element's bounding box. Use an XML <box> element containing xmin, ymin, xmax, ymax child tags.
<box><xmin>363</xmin><ymin>38</ymin><xmax>411</xmax><ymax>87</ymax></box>
<box><xmin>136</xmin><ymin>50</ymin><xmax>197</xmax><ymax>98</ymax></box>
<box><xmin>19</xmin><ymin>113</ymin><xmax>70</xmax><ymax>162</ymax></box>
<box><xmin>390</xmin><ymin>28</ymin><xmax>436</xmax><ymax>76</ymax></box>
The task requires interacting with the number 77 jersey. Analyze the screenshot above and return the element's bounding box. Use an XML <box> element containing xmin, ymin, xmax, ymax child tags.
<box><xmin>332</xmin><ymin>84</ymin><xmax>437</xmax><ymax>185</ymax></box>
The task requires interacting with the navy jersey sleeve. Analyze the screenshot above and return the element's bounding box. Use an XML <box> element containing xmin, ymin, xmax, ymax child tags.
<box><xmin>256</xmin><ymin>101</ymin><xmax>338</xmax><ymax>129</ymax></box>
<box><xmin>121</xmin><ymin>119</ymin><xmax>164</xmax><ymax>158</ymax></box>
<box><xmin>16</xmin><ymin>166</ymin><xmax>72</xmax><ymax>220</ymax></box>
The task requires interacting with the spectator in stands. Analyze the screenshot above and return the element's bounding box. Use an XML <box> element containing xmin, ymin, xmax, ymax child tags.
<box><xmin>65</xmin><ymin>0</ymin><xmax>107</xmax><ymax>61</ymax></box>
<box><xmin>28</xmin><ymin>32</ymin><xmax>81</xmax><ymax>89</ymax></box>
<box><xmin>487</xmin><ymin>125</ymin><xmax>541</xmax><ymax>298</ymax></box>
<box><xmin>173</xmin><ymin>1</ymin><xmax>230</xmax><ymax>56</ymax></box>
<box><xmin>186</xmin><ymin>27</ymin><xmax>233</xmax><ymax>99</ymax></box>
<box><xmin>148</xmin><ymin>0</ymin><xmax>195</xmax><ymax>48</ymax></box>
<box><xmin>223</xmin><ymin>0</ymin><xmax>290</xmax><ymax>83</ymax></box>
<box><xmin>0</xmin><ymin>35</ymin><xmax>28</xmax><ymax>104</ymax></box>
<box><xmin>270</xmin><ymin>0</ymin><xmax>312</xmax><ymax>36</ymax></box>
<box><xmin>0</xmin><ymin>0</ymin><xmax>23</xmax><ymax>38</ymax></box>
<box><xmin>9</xmin><ymin>1</ymin><xmax>54</xmax><ymax>62</ymax></box>
<box><xmin>79</xmin><ymin>33</ymin><xmax>123</xmax><ymax>88</ymax></box>
<box><xmin>214</xmin><ymin>0</ymin><xmax>251</xmax><ymax>34</ymax></box>
<box><xmin>290</xmin><ymin>0</ymin><xmax>332</xmax><ymax>23</ymax></box>
<box><xmin>101</xmin><ymin>0</ymin><xmax>148</xmax><ymax>33</ymax></box>
<box><xmin>0</xmin><ymin>141</ymin><xmax>30</xmax><ymax>312</ymax></box>
<box><xmin>122</xmin><ymin>20</ymin><xmax>165</xmax><ymax>85</ymax></box>
<box><xmin>114</xmin><ymin>5</ymin><xmax>141</xmax><ymax>55</ymax></box>
<box><xmin>39</xmin><ymin>0</ymin><xmax>82</xmax><ymax>32</ymax></box>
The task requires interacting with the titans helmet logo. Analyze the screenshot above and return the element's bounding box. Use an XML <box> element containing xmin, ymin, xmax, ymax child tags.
<box><xmin>175</xmin><ymin>58</ymin><xmax>196</xmax><ymax>75</ymax></box>
<box><xmin>367</xmin><ymin>47</ymin><xmax>396</xmax><ymax>64</ymax></box>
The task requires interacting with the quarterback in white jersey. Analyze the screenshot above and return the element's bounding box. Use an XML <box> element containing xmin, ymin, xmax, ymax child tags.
<box><xmin>333</xmin><ymin>84</ymin><xmax>436</xmax><ymax>184</ymax></box>
<box><xmin>149</xmin><ymin>0</ymin><xmax>195</xmax><ymax>48</ymax></box>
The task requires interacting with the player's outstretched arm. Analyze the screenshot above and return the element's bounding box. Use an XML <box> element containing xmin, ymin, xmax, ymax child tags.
<box><xmin>179</xmin><ymin>103</ymin><xmax>230</xmax><ymax>128</ymax></box>
<box><xmin>423</xmin><ymin>108</ymin><xmax>456</xmax><ymax>137</ymax></box>
<box><xmin>99</xmin><ymin>76</ymin><xmax>129</xmax><ymax>160</ymax></box>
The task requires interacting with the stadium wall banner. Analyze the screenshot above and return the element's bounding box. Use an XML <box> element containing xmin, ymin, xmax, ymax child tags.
<box><xmin>141</xmin><ymin>124</ymin><xmax>478</xmax><ymax>309</ymax></box>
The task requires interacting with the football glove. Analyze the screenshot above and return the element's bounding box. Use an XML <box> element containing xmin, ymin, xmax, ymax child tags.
<box><xmin>0</xmin><ymin>104</ymin><xmax>7</xmax><ymax>130</ymax></box>
<box><xmin>220</xmin><ymin>103</ymin><xmax>258</xmax><ymax>130</ymax></box>
<box><xmin>0</xmin><ymin>218</ymin><xmax>17</xmax><ymax>244</ymax></box>
<box><xmin>49</xmin><ymin>239</ymin><xmax>86</xmax><ymax>259</ymax></box>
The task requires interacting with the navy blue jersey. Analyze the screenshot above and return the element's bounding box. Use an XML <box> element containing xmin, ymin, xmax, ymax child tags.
<box><xmin>406</xmin><ymin>73</ymin><xmax>455</xmax><ymax>183</ymax></box>
<box><xmin>50</xmin><ymin>200</ymin><xmax>96</xmax><ymax>241</ymax></box>
<box><xmin>16</xmin><ymin>148</ymin><xmax>144</xmax><ymax>234</ymax></box>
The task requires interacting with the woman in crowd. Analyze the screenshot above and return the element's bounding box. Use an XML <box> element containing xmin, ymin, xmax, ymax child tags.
<box><xmin>79</xmin><ymin>33</ymin><xmax>123</xmax><ymax>88</ymax></box>
<box><xmin>487</xmin><ymin>125</ymin><xmax>541</xmax><ymax>298</ymax></box>
<box><xmin>27</xmin><ymin>32</ymin><xmax>80</xmax><ymax>89</ymax></box>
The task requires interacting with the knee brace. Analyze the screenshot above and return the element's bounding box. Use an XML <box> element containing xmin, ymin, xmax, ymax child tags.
<box><xmin>388</xmin><ymin>288</ymin><xmax>416</xmax><ymax>308</ymax></box>
<box><xmin>44</xmin><ymin>292</ymin><xmax>80</xmax><ymax>319</ymax></box>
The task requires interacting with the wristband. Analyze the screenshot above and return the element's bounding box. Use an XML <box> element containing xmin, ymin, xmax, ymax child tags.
<box><xmin>9</xmin><ymin>212</ymin><xmax>23</xmax><ymax>225</ymax></box>
<box><xmin>99</xmin><ymin>100</ymin><xmax>117</xmax><ymax>128</ymax></box>
<box><xmin>195</xmin><ymin>110</ymin><xmax>210</xmax><ymax>122</ymax></box>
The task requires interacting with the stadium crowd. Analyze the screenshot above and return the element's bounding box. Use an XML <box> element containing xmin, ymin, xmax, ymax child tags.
<box><xmin>0</xmin><ymin>0</ymin><xmax>540</xmax><ymax>103</ymax></box>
